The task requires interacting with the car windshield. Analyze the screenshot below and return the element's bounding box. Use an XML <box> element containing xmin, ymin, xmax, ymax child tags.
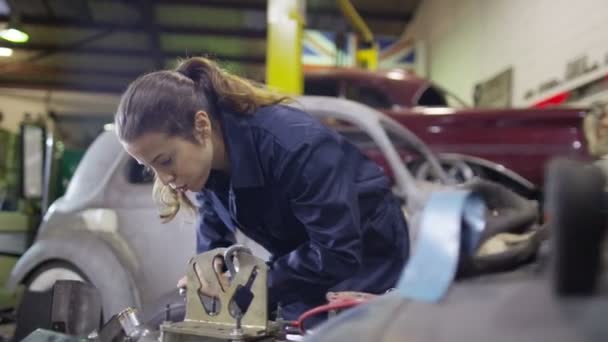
<box><xmin>324</xmin><ymin>119</ymin><xmax>418</xmax><ymax>156</ymax></box>
<box><xmin>417</xmin><ymin>85</ymin><xmax>470</xmax><ymax>109</ymax></box>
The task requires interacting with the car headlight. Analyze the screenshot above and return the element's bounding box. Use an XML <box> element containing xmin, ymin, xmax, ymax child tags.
<box><xmin>583</xmin><ymin>102</ymin><xmax>608</xmax><ymax>157</ymax></box>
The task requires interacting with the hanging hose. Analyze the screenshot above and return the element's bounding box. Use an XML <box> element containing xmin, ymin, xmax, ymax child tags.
<box><xmin>294</xmin><ymin>298</ymin><xmax>369</xmax><ymax>333</ymax></box>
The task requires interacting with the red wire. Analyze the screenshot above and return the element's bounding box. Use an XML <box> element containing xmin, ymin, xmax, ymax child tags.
<box><xmin>294</xmin><ymin>299</ymin><xmax>367</xmax><ymax>333</ymax></box>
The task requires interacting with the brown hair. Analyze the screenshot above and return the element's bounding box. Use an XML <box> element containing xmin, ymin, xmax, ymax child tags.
<box><xmin>115</xmin><ymin>57</ymin><xmax>290</xmax><ymax>222</ymax></box>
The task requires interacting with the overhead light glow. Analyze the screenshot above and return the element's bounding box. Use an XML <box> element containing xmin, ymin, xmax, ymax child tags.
<box><xmin>0</xmin><ymin>28</ymin><xmax>29</xmax><ymax>43</ymax></box>
<box><xmin>413</xmin><ymin>106</ymin><xmax>456</xmax><ymax>115</ymax></box>
<box><xmin>427</xmin><ymin>125</ymin><xmax>442</xmax><ymax>133</ymax></box>
<box><xmin>386</xmin><ymin>70</ymin><xmax>406</xmax><ymax>80</ymax></box>
<box><xmin>0</xmin><ymin>47</ymin><xmax>12</xmax><ymax>56</ymax></box>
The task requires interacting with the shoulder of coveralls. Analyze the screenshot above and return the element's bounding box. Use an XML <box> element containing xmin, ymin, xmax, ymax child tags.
<box><xmin>246</xmin><ymin>104</ymin><xmax>337</xmax><ymax>151</ymax></box>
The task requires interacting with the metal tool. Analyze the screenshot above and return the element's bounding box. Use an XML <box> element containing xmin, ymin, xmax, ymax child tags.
<box><xmin>160</xmin><ymin>246</ymin><xmax>276</xmax><ymax>342</ymax></box>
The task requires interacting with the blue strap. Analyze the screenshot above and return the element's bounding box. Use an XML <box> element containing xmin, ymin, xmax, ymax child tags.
<box><xmin>397</xmin><ymin>190</ymin><xmax>486</xmax><ymax>302</ymax></box>
<box><xmin>209</xmin><ymin>184</ymin><xmax>240</xmax><ymax>233</ymax></box>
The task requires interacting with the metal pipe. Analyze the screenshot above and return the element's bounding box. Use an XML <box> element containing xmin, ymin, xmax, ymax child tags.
<box><xmin>337</xmin><ymin>0</ymin><xmax>374</xmax><ymax>44</ymax></box>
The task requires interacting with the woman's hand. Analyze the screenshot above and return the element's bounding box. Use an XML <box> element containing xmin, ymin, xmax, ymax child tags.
<box><xmin>177</xmin><ymin>275</ymin><xmax>188</xmax><ymax>289</ymax></box>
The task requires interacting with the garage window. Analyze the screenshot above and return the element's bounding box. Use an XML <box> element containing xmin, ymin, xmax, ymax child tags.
<box><xmin>418</xmin><ymin>86</ymin><xmax>469</xmax><ymax>108</ymax></box>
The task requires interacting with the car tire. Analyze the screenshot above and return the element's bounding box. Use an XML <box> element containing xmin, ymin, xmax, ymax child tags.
<box><xmin>24</xmin><ymin>261</ymin><xmax>88</xmax><ymax>292</ymax></box>
<box><xmin>15</xmin><ymin>261</ymin><xmax>100</xmax><ymax>341</ymax></box>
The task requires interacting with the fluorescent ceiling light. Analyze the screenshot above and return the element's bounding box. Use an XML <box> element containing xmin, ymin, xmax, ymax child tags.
<box><xmin>0</xmin><ymin>28</ymin><xmax>29</xmax><ymax>43</ymax></box>
<box><xmin>0</xmin><ymin>47</ymin><xmax>12</xmax><ymax>56</ymax></box>
<box><xmin>386</xmin><ymin>70</ymin><xmax>406</xmax><ymax>80</ymax></box>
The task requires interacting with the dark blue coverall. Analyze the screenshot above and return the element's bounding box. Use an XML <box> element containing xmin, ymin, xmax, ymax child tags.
<box><xmin>195</xmin><ymin>104</ymin><xmax>409</xmax><ymax>320</ymax></box>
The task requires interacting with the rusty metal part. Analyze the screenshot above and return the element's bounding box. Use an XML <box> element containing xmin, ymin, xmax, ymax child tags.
<box><xmin>160</xmin><ymin>246</ymin><xmax>276</xmax><ymax>342</ymax></box>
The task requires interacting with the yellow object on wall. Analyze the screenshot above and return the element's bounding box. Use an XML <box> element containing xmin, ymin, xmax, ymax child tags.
<box><xmin>356</xmin><ymin>45</ymin><xmax>379</xmax><ymax>71</ymax></box>
<box><xmin>338</xmin><ymin>0</ymin><xmax>378</xmax><ymax>71</ymax></box>
<box><xmin>266</xmin><ymin>0</ymin><xmax>305</xmax><ymax>95</ymax></box>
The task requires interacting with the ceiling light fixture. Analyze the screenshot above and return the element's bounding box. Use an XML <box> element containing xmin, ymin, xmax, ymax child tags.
<box><xmin>0</xmin><ymin>27</ymin><xmax>28</xmax><ymax>43</ymax></box>
<box><xmin>0</xmin><ymin>5</ymin><xmax>29</xmax><ymax>43</ymax></box>
<box><xmin>0</xmin><ymin>46</ymin><xmax>12</xmax><ymax>56</ymax></box>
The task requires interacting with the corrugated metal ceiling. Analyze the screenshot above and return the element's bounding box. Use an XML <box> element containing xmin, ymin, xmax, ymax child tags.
<box><xmin>0</xmin><ymin>0</ymin><xmax>420</xmax><ymax>93</ymax></box>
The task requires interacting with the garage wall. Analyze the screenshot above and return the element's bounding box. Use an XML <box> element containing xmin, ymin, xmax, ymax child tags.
<box><xmin>0</xmin><ymin>92</ymin><xmax>47</xmax><ymax>133</ymax></box>
<box><xmin>0</xmin><ymin>89</ymin><xmax>119</xmax><ymax>133</ymax></box>
<box><xmin>406</xmin><ymin>0</ymin><xmax>608</xmax><ymax>107</ymax></box>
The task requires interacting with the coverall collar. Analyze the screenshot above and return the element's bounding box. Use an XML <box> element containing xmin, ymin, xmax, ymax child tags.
<box><xmin>215</xmin><ymin>107</ymin><xmax>266</xmax><ymax>189</ymax></box>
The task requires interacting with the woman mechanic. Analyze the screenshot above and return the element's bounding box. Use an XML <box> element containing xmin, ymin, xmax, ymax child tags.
<box><xmin>114</xmin><ymin>57</ymin><xmax>409</xmax><ymax>321</ymax></box>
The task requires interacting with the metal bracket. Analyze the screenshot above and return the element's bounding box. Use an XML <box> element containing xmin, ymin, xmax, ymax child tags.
<box><xmin>161</xmin><ymin>246</ymin><xmax>272</xmax><ymax>341</ymax></box>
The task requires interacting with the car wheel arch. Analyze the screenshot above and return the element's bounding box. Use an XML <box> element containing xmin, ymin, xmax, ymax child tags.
<box><xmin>7</xmin><ymin>232</ymin><xmax>141</xmax><ymax>318</ymax></box>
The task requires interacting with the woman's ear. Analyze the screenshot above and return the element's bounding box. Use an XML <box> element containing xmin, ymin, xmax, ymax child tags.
<box><xmin>193</xmin><ymin>110</ymin><xmax>212</xmax><ymax>142</ymax></box>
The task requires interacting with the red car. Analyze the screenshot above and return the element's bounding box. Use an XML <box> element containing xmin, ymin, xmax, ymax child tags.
<box><xmin>304</xmin><ymin>68</ymin><xmax>593</xmax><ymax>193</ymax></box>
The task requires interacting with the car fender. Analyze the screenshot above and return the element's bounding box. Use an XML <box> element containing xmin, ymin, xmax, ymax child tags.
<box><xmin>6</xmin><ymin>231</ymin><xmax>141</xmax><ymax>318</ymax></box>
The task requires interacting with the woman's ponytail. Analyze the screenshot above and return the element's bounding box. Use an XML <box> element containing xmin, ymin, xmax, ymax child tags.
<box><xmin>174</xmin><ymin>57</ymin><xmax>290</xmax><ymax>115</ymax></box>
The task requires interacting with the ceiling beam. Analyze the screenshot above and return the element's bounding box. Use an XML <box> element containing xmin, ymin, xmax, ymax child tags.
<box><xmin>0</xmin><ymin>42</ymin><xmax>266</xmax><ymax>65</ymax></box>
<box><xmin>151</xmin><ymin>0</ymin><xmax>412</xmax><ymax>22</ymax></box>
<box><xmin>155</xmin><ymin>0</ymin><xmax>265</xmax><ymax>11</ymax></box>
<box><xmin>12</xmin><ymin>29</ymin><xmax>116</xmax><ymax>65</ymax></box>
<box><xmin>0</xmin><ymin>15</ymin><xmax>267</xmax><ymax>38</ymax></box>
<box><xmin>0</xmin><ymin>62</ymin><xmax>144</xmax><ymax>79</ymax></box>
<box><xmin>0</xmin><ymin>61</ymin><xmax>267</xmax><ymax>93</ymax></box>
<box><xmin>0</xmin><ymin>9</ymin><xmax>409</xmax><ymax>43</ymax></box>
<box><xmin>0</xmin><ymin>78</ymin><xmax>126</xmax><ymax>94</ymax></box>
<box><xmin>41</xmin><ymin>0</ymin><xmax>55</xmax><ymax>17</ymax></box>
<box><xmin>138</xmin><ymin>0</ymin><xmax>164</xmax><ymax>69</ymax></box>
<box><xmin>312</xmin><ymin>7</ymin><xmax>412</xmax><ymax>22</ymax></box>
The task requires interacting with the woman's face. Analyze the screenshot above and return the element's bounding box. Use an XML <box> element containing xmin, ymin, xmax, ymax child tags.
<box><xmin>122</xmin><ymin>111</ymin><xmax>214</xmax><ymax>193</ymax></box>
